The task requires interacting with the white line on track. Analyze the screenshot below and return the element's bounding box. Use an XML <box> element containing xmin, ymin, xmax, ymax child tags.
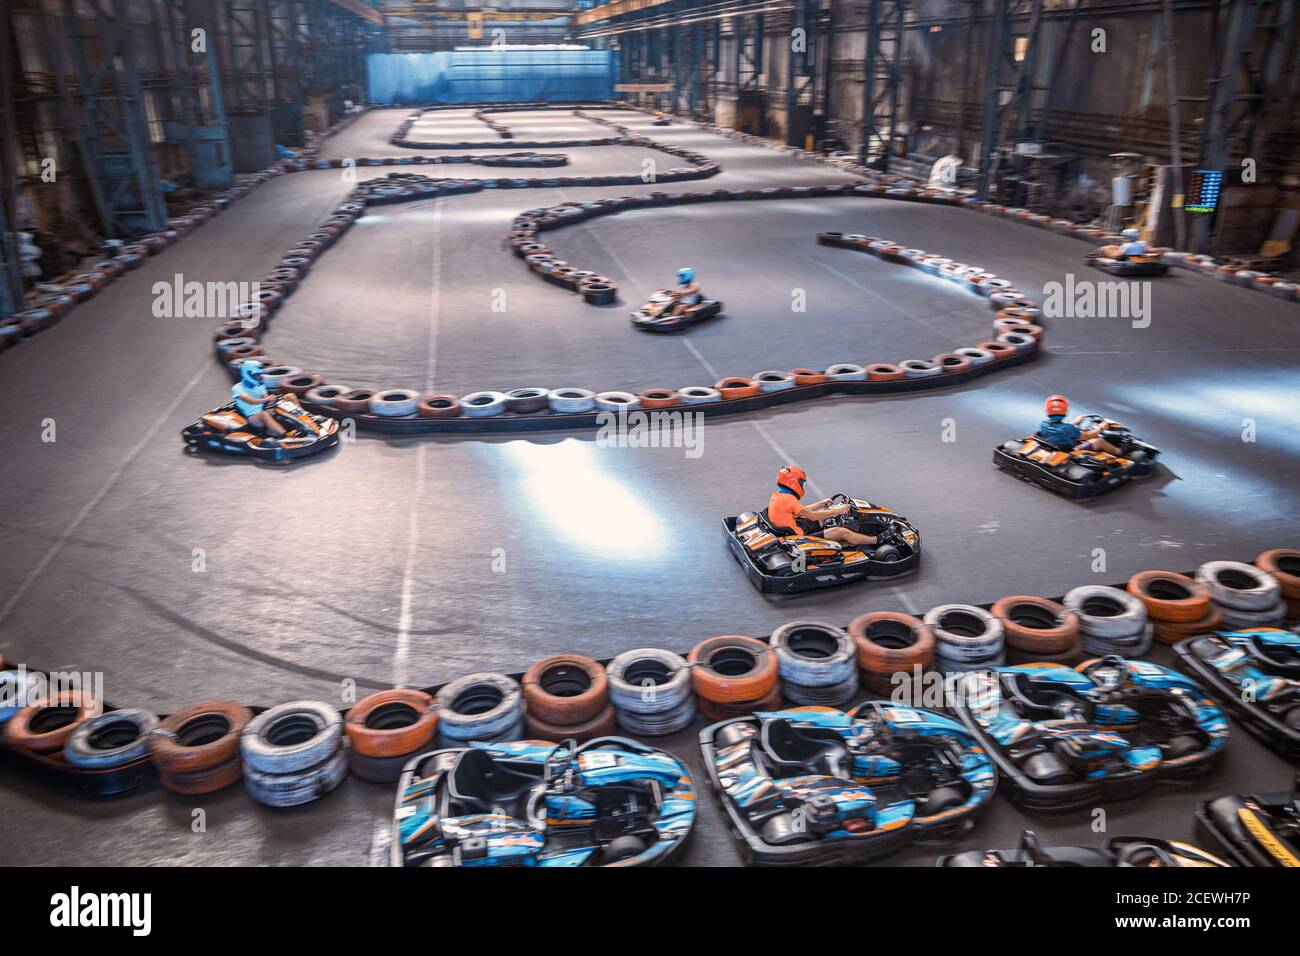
<box><xmin>392</xmin><ymin>442</ymin><xmax>427</xmax><ymax>689</ymax></box>
<box><xmin>0</xmin><ymin>361</ymin><xmax>211</xmax><ymax>628</ymax></box>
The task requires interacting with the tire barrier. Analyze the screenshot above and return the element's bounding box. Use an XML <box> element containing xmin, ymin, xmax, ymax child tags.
<box><xmin>990</xmin><ymin>596</ymin><xmax>1082</xmax><ymax>662</ymax></box>
<box><xmin>849</xmin><ymin>611</ymin><xmax>933</xmax><ymax>697</ymax></box>
<box><xmin>435</xmin><ymin>672</ymin><xmax>525</xmax><ymax>747</ymax></box>
<box><xmin>521</xmin><ymin>653</ymin><xmax>614</xmax><ymax>742</ymax></box>
<box><xmin>922</xmin><ymin>605</ymin><xmax>1006</xmax><ymax>673</ymax></box>
<box><xmin>1126</xmin><ymin>571</ymin><xmax>1219</xmax><ymax>646</ymax></box>
<box><xmin>770</xmin><ymin>621</ymin><xmax>859</xmax><ymax>706</ymax></box>
<box><xmin>205</xmin><ymin>110</ymin><xmax>1044</xmax><ymax>436</ymax></box>
<box><xmin>606</xmin><ymin>648</ymin><xmax>696</xmax><ymax>736</ymax></box>
<box><xmin>344</xmin><ymin>689</ymin><xmax>438</xmax><ymax>783</ymax></box>
<box><xmin>150</xmin><ymin>699</ymin><xmax>253</xmax><ymax>795</ymax></box>
<box><xmin>1063</xmin><ymin>585</ymin><xmax>1153</xmax><ymax>657</ymax></box>
<box><xmin>1256</xmin><ymin>548</ymin><xmax>1300</xmax><ymax>622</ymax></box>
<box><xmin>687</xmin><ymin>635</ymin><xmax>781</xmax><ymax>721</ymax></box>
<box><xmin>1195</xmin><ymin>560</ymin><xmax>1287</xmax><ymax>629</ymax></box>
<box><xmin>2</xmin><ymin>548</ymin><xmax>1295</xmax><ymax>804</ymax></box>
<box><xmin>240</xmin><ymin>700</ymin><xmax>348</xmax><ymax>807</ymax></box>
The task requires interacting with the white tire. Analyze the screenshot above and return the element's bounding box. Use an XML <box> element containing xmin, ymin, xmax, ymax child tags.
<box><xmin>547</xmin><ymin>387</ymin><xmax>596</xmax><ymax>413</ymax></box>
<box><xmin>1195</xmin><ymin>561</ymin><xmax>1281</xmax><ymax>611</ymax></box>
<box><xmin>923</xmin><ymin>604</ymin><xmax>1004</xmax><ymax>662</ymax></box>
<box><xmin>1063</xmin><ymin>586</ymin><xmax>1148</xmax><ymax>639</ymax></box>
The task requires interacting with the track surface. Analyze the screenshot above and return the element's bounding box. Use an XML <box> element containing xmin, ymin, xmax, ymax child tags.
<box><xmin>1</xmin><ymin>108</ymin><xmax>1297</xmax><ymax>866</ymax></box>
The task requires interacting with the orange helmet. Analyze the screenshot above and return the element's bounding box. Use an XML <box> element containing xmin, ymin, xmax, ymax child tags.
<box><xmin>777</xmin><ymin>465</ymin><xmax>808</xmax><ymax>498</ymax></box>
<box><xmin>1045</xmin><ymin>394</ymin><xmax>1069</xmax><ymax>417</ymax></box>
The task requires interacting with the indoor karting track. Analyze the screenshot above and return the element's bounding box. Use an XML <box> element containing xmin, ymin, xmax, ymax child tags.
<box><xmin>2</xmin><ymin>107</ymin><xmax>1298</xmax><ymax>865</ymax></box>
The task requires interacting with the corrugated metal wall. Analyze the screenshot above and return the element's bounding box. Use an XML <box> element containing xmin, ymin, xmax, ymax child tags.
<box><xmin>367</xmin><ymin>49</ymin><xmax>615</xmax><ymax>104</ymax></box>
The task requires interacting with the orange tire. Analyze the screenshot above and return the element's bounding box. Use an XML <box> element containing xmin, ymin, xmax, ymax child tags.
<box><xmin>866</xmin><ymin>363</ymin><xmax>906</xmax><ymax>381</ymax></box>
<box><xmin>418</xmin><ymin>394</ymin><xmax>460</xmax><ymax>418</ymax></box>
<box><xmin>976</xmin><ymin>340</ymin><xmax>1017</xmax><ymax>360</ymax></box>
<box><xmin>791</xmin><ymin>368</ymin><xmax>827</xmax><ymax>386</ymax></box>
<box><xmin>522</xmin><ymin>654</ymin><xmax>608</xmax><ymax>725</ymax></box>
<box><xmin>931</xmin><ymin>353</ymin><xmax>972</xmax><ymax>374</ymax></box>
<box><xmin>637</xmin><ymin>388</ymin><xmax>680</xmax><ymax>408</ymax></box>
<box><xmin>697</xmin><ymin>682</ymin><xmax>783</xmax><ymax>721</ymax></box>
<box><xmin>848</xmin><ymin>612</ymin><xmax>932</xmax><ymax>674</ymax></box>
<box><xmin>524</xmin><ymin>701</ymin><xmax>617</xmax><ymax>742</ymax></box>
<box><xmin>1256</xmin><ymin>549</ymin><xmax>1300</xmax><ymax>600</ymax></box>
<box><xmin>345</xmin><ymin>689</ymin><xmax>438</xmax><ymax>759</ymax></box>
<box><xmin>688</xmin><ymin>635</ymin><xmax>778</xmax><ymax>703</ymax></box>
<box><xmin>1152</xmin><ymin>608</ymin><xmax>1223</xmax><ymax>645</ymax></box>
<box><xmin>150</xmin><ymin>699</ymin><xmax>252</xmax><ymax>774</ymax></box>
<box><xmin>4</xmin><ymin>693</ymin><xmax>100</xmax><ymax>754</ymax></box>
<box><xmin>991</xmin><ymin>595</ymin><xmax>1080</xmax><ymax>655</ymax></box>
<box><xmin>1126</xmin><ymin>570</ymin><xmax>1213</xmax><ymax>623</ymax></box>
<box><xmin>158</xmin><ymin>753</ymin><xmax>245</xmax><ymax>795</ymax></box>
<box><xmin>714</xmin><ymin>377</ymin><xmax>760</xmax><ymax>400</ymax></box>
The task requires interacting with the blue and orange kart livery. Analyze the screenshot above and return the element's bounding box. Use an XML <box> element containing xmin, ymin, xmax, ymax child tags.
<box><xmin>182</xmin><ymin>395</ymin><xmax>339</xmax><ymax>463</ymax></box>
<box><xmin>390</xmin><ymin>737</ymin><xmax>695</xmax><ymax>867</ymax></box>
<box><xmin>955</xmin><ymin>656</ymin><xmax>1229</xmax><ymax>812</ymax></box>
<box><xmin>699</xmin><ymin>703</ymin><xmax>996</xmax><ymax>865</ymax></box>
<box><xmin>1174</xmin><ymin>627</ymin><xmax>1300</xmax><ymax>758</ymax></box>
<box><xmin>724</xmin><ymin>493</ymin><xmax>921</xmax><ymax>594</ymax></box>
<box><xmin>993</xmin><ymin>414</ymin><xmax>1159</xmax><ymax>499</ymax></box>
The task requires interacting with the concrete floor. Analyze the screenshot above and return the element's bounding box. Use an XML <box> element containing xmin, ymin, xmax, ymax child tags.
<box><xmin>1</xmin><ymin>108</ymin><xmax>1296</xmax><ymax>866</ymax></box>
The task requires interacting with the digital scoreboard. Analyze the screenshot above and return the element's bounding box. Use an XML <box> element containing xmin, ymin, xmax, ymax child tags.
<box><xmin>1185</xmin><ymin>169</ymin><xmax>1223</xmax><ymax>214</ymax></box>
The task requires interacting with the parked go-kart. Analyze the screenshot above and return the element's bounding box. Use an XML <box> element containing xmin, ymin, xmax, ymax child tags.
<box><xmin>181</xmin><ymin>395</ymin><xmax>339</xmax><ymax>463</ymax></box>
<box><xmin>724</xmin><ymin>493</ymin><xmax>921</xmax><ymax>594</ymax></box>
<box><xmin>1174</xmin><ymin>628</ymin><xmax>1300</xmax><ymax>759</ymax></box>
<box><xmin>1086</xmin><ymin>244</ymin><xmax>1169</xmax><ymax>277</ymax></box>
<box><xmin>700</xmin><ymin>703</ymin><xmax>997</xmax><ymax>865</ymax></box>
<box><xmin>630</xmin><ymin>290</ymin><xmax>722</xmax><ymax>332</ymax></box>
<box><xmin>953</xmin><ymin>656</ymin><xmax>1229</xmax><ymax>812</ymax></box>
<box><xmin>1197</xmin><ymin>773</ymin><xmax>1300</xmax><ymax>867</ymax></box>
<box><xmin>390</xmin><ymin>738</ymin><xmax>695</xmax><ymax>867</ymax></box>
<box><xmin>939</xmin><ymin>829</ymin><xmax>1230</xmax><ymax>867</ymax></box>
<box><xmin>993</xmin><ymin>414</ymin><xmax>1160</xmax><ymax>499</ymax></box>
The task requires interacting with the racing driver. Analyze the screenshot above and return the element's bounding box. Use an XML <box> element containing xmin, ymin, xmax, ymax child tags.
<box><xmin>766</xmin><ymin>465</ymin><xmax>878</xmax><ymax>547</ymax></box>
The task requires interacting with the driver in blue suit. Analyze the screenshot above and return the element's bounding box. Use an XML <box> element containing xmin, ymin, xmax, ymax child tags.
<box><xmin>231</xmin><ymin>360</ymin><xmax>288</xmax><ymax>437</ymax></box>
<box><xmin>669</xmin><ymin>267</ymin><xmax>703</xmax><ymax>317</ymax></box>
<box><xmin>1037</xmin><ymin>395</ymin><xmax>1120</xmax><ymax>454</ymax></box>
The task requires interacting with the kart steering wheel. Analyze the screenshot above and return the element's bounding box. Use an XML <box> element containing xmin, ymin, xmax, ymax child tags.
<box><xmin>1081</xmin><ymin>655</ymin><xmax>1131</xmax><ymax>692</ymax></box>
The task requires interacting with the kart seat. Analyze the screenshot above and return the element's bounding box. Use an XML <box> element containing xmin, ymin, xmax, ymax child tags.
<box><xmin>1003</xmin><ymin>672</ymin><xmax>1081</xmax><ymax>718</ymax></box>
<box><xmin>445</xmin><ymin>748</ymin><xmax>544</xmax><ymax>822</ymax></box>
<box><xmin>1247</xmin><ymin>635</ymin><xmax>1300</xmax><ymax>675</ymax></box>
<box><xmin>760</xmin><ymin>718</ymin><xmax>849</xmax><ymax>778</ymax></box>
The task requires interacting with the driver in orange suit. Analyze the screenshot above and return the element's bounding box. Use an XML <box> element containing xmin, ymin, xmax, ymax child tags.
<box><xmin>766</xmin><ymin>465</ymin><xmax>878</xmax><ymax>547</ymax></box>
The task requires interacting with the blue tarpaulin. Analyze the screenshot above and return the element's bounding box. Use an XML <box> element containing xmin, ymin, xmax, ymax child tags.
<box><xmin>367</xmin><ymin>50</ymin><xmax>614</xmax><ymax>105</ymax></box>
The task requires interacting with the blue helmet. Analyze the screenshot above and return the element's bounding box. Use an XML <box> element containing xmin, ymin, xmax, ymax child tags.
<box><xmin>677</xmin><ymin>267</ymin><xmax>695</xmax><ymax>284</ymax></box>
<box><xmin>239</xmin><ymin>359</ymin><xmax>264</xmax><ymax>388</ymax></box>
<box><xmin>1121</xmin><ymin>228</ymin><xmax>1140</xmax><ymax>241</ymax></box>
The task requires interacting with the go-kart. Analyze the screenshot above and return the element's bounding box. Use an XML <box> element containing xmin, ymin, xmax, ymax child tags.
<box><xmin>993</xmin><ymin>414</ymin><xmax>1160</xmax><ymax>499</ymax></box>
<box><xmin>1086</xmin><ymin>244</ymin><xmax>1168</xmax><ymax>277</ymax></box>
<box><xmin>939</xmin><ymin>829</ymin><xmax>1229</xmax><ymax>867</ymax></box>
<box><xmin>652</xmin><ymin>115</ymin><xmax>671</xmax><ymax>126</ymax></box>
<box><xmin>390</xmin><ymin>737</ymin><xmax>695</xmax><ymax>867</ymax></box>
<box><xmin>1196</xmin><ymin>773</ymin><xmax>1300</xmax><ymax>867</ymax></box>
<box><xmin>630</xmin><ymin>290</ymin><xmax>722</xmax><ymax>332</ymax></box>
<box><xmin>181</xmin><ymin>395</ymin><xmax>339</xmax><ymax>463</ymax></box>
<box><xmin>700</xmin><ymin>703</ymin><xmax>996</xmax><ymax>865</ymax></box>
<box><xmin>724</xmin><ymin>493</ymin><xmax>921</xmax><ymax>594</ymax></box>
<box><xmin>1174</xmin><ymin>628</ymin><xmax>1300</xmax><ymax>759</ymax></box>
<box><xmin>953</xmin><ymin>656</ymin><xmax>1229</xmax><ymax>812</ymax></box>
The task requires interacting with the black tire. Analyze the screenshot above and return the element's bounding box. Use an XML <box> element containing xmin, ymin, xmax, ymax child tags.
<box><xmin>602</xmin><ymin>834</ymin><xmax>648</xmax><ymax>863</ymax></box>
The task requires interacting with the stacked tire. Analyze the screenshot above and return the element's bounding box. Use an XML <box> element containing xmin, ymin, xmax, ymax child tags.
<box><xmin>521</xmin><ymin>654</ymin><xmax>615</xmax><ymax>742</ymax></box>
<box><xmin>922</xmin><ymin>605</ymin><xmax>1005</xmax><ymax>673</ymax></box>
<box><xmin>1195</xmin><ymin>560</ymin><xmax>1286</xmax><ymax>629</ymax></box>
<box><xmin>770</xmin><ymin>621</ymin><xmax>858</xmax><ymax>705</ymax></box>
<box><xmin>240</xmin><ymin>700</ymin><xmax>348</xmax><ymax>807</ymax></box>
<box><xmin>1126</xmin><ymin>571</ymin><xmax>1219</xmax><ymax>645</ymax></box>
<box><xmin>1256</xmin><ymin>549</ymin><xmax>1300</xmax><ymax>622</ymax></box>
<box><xmin>992</xmin><ymin>596</ymin><xmax>1081</xmax><ymax>663</ymax></box>
<box><xmin>1063</xmin><ymin>586</ymin><xmax>1152</xmax><ymax>657</ymax></box>
<box><xmin>344</xmin><ymin>689</ymin><xmax>439</xmax><ymax>783</ymax></box>
<box><xmin>606</xmin><ymin>648</ymin><xmax>695</xmax><ymax>735</ymax></box>
<box><xmin>64</xmin><ymin>709</ymin><xmax>159</xmax><ymax>773</ymax></box>
<box><xmin>850</xmin><ymin>612</ymin><xmax>933</xmax><ymax>697</ymax></box>
<box><xmin>3</xmin><ymin>693</ymin><xmax>101</xmax><ymax>759</ymax></box>
<box><xmin>151</xmin><ymin>700</ymin><xmax>252</xmax><ymax>795</ymax></box>
<box><xmin>688</xmin><ymin>636</ymin><xmax>780</xmax><ymax>720</ymax></box>
<box><xmin>436</xmin><ymin>672</ymin><xmax>525</xmax><ymax>747</ymax></box>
